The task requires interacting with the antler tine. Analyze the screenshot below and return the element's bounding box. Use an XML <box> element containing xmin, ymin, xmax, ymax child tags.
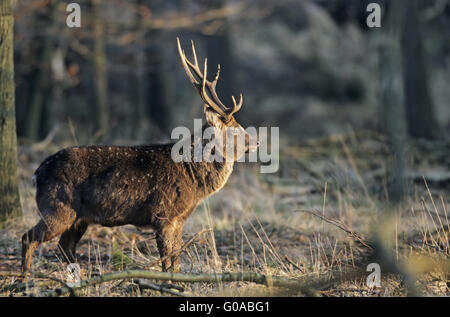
<box><xmin>207</xmin><ymin>63</ymin><xmax>231</xmax><ymax>112</ymax></box>
<box><xmin>177</xmin><ymin>37</ymin><xmax>200</xmax><ymax>90</ymax></box>
<box><xmin>206</xmin><ymin>63</ymin><xmax>232</xmax><ymax>112</ymax></box>
<box><xmin>212</xmin><ymin>64</ymin><xmax>220</xmax><ymax>89</ymax></box>
<box><xmin>201</xmin><ymin>58</ymin><xmax>207</xmax><ymax>94</ymax></box>
<box><xmin>200</xmin><ymin>58</ymin><xmax>228</xmax><ymax>119</ymax></box>
<box><xmin>177</xmin><ymin>38</ymin><xmax>244</xmax><ymax>121</ymax></box>
<box><xmin>229</xmin><ymin>94</ymin><xmax>243</xmax><ymax>117</ymax></box>
<box><xmin>179</xmin><ymin>38</ymin><xmax>228</xmax><ymax>116</ymax></box>
<box><xmin>191</xmin><ymin>40</ymin><xmax>198</xmax><ymax>68</ymax></box>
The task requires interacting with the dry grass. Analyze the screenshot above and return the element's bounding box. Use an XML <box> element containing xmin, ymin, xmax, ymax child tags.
<box><xmin>0</xmin><ymin>131</ymin><xmax>449</xmax><ymax>296</ymax></box>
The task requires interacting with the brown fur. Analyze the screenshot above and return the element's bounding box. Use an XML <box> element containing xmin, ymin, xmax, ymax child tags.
<box><xmin>22</xmin><ymin>39</ymin><xmax>258</xmax><ymax>273</ymax></box>
<box><xmin>22</xmin><ymin>117</ymin><xmax>255</xmax><ymax>272</ymax></box>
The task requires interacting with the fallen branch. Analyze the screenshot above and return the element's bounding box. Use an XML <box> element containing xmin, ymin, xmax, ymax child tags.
<box><xmin>3</xmin><ymin>268</ymin><xmax>376</xmax><ymax>297</ymax></box>
<box><xmin>42</xmin><ymin>269</ymin><xmax>316</xmax><ymax>297</ymax></box>
<box><xmin>1</xmin><ymin>280</ymin><xmax>55</xmax><ymax>293</ymax></box>
<box><xmin>295</xmin><ymin>209</ymin><xmax>374</xmax><ymax>250</ymax></box>
<box><xmin>0</xmin><ymin>272</ymin><xmax>24</xmax><ymax>278</ymax></box>
<box><xmin>134</xmin><ymin>279</ymin><xmax>191</xmax><ymax>297</ymax></box>
<box><xmin>0</xmin><ymin>271</ymin><xmax>77</xmax><ymax>296</ymax></box>
<box><xmin>30</xmin><ymin>124</ymin><xmax>60</xmax><ymax>152</ymax></box>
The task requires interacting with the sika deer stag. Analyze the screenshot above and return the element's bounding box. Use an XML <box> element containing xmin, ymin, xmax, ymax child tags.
<box><xmin>22</xmin><ymin>38</ymin><xmax>258</xmax><ymax>272</ymax></box>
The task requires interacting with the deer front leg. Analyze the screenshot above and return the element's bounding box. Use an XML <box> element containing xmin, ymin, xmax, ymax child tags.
<box><xmin>170</xmin><ymin>226</ymin><xmax>184</xmax><ymax>273</ymax></box>
<box><xmin>156</xmin><ymin>219</ymin><xmax>186</xmax><ymax>272</ymax></box>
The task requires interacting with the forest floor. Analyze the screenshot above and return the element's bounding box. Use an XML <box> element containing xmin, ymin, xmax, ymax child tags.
<box><xmin>0</xmin><ymin>130</ymin><xmax>449</xmax><ymax>297</ymax></box>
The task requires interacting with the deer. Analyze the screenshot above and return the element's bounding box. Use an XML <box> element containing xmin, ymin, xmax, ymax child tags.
<box><xmin>21</xmin><ymin>38</ymin><xmax>259</xmax><ymax>273</ymax></box>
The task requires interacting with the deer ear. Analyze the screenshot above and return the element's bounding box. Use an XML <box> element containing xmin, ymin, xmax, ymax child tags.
<box><xmin>204</xmin><ymin>106</ymin><xmax>225</xmax><ymax>127</ymax></box>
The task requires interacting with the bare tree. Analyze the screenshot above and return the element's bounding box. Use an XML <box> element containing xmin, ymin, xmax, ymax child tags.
<box><xmin>24</xmin><ymin>1</ymin><xmax>57</xmax><ymax>140</ymax></box>
<box><xmin>401</xmin><ymin>0</ymin><xmax>438</xmax><ymax>139</ymax></box>
<box><xmin>144</xmin><ymin>0</ymin><xmax>171</xmax><ymax>135</ymax></box>
<box><xmin>130</xmin><ymin>0</ymin><xmax>149</xmax><ymax>139</ymax></box>
<box><xmin>378</xmin><ymin>1</ymin><xmax>408</xmax><ymax>203</ymax></box>
<box><xmin>146</xmin><ymin>34</ymin><xmax>171</xmax><ymax>135</ymax></box>
<box><xmin>92</xmin><ymin>0</ymin><xmax>109</xmax><ymax>136</ymax></box>
<box><xmin>0</xmin><ymin>0</ymin><xmax>22</xmax><ymax>225</ymax></box>
<box><xmin>202</xmin><ymin>0</ymin><xmax>235</xmax><ymax>99</ymax></box>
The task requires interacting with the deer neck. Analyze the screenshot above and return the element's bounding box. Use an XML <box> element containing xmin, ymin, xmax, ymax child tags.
<box><xmin>197</xmin><ymin>160</ymin><xmax>234</xmax><ymax>199</ymax></box>
<box><xmin>187</xmin><ymin>124</ymin><xmax>235</xmax><ymax>199</ymax></box>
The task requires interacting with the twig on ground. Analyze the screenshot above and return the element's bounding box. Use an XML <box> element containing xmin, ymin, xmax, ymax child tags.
<box><xmin>284</xmin><ymin>256</ymin><xmax>305</xmax><ymax>273</ymax></box>
<box><xmin>295</xmin><ymin>209</ymin><xmax>374</xmax><ymax>250</ymax></box>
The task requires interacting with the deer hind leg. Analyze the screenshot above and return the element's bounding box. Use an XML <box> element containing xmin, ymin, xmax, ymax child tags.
<box><xmin>58</xmin><ymin>220</ymin><xmax>88</xmax><ymax>263</ymax></box>
<box><xmin>21</xmin><ymin>206</ymin><xmax>77</xmax><ymax>272</ymax></box>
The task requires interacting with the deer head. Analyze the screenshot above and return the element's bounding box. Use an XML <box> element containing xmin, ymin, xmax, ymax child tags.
<box><xmin>177</xmin><ymin>38</ymin><xmax>259</xmax><ymax>162</ymax></box>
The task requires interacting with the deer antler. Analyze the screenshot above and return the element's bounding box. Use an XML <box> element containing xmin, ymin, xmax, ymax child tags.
<box><xmin>177</xmin><ymin>37</ymin><xmax>243</xmax><ymax>122</ymax></box>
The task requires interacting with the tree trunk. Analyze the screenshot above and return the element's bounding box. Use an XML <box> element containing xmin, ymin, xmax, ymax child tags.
<box><xmin>24</xmin><ymin>1</ymin><xmax>56</xmax><ymax>141</ymax></box>
<box><xmin>131</xmin><ymin>0</ymin><xmax>148</xmax><ymax>139</ymax></box>
<box><xmin>146</xmin><ymin>34</ymin><xmax>170</xmax><ymax>135</ymax></box>
<box><xmin>0</xmin><ymin>0</ymin><xmax>22</xmax><ymax>225</ymax></box>
<box><xmin>401</xmin><ymin>0</ymin><xmax>438</xmax><ymax>140</ymax></box>
<box><xmin>204</xmin><ymin>33</ymin><xmax>234</xmax><ymax>99</ymax></box>
<box><xmin>131</xmin><ymin>44</ymin><xmax>148</xmax><ymax>139</ymax></box>
<box><xmin>92</xmin><ymin>0</ymin><xmax>109</xmax><ymax>136</ymax></box>
<box><xmin>378</xmin><ymin>1</ymin><xmax>408</xmax><ymax>204</ymax></box>
<box><xmin>140</xmin><ymin>0</ymin><xmax>172</xmax><ymax>136</ymax></box>
<box><xmin>203</xmin><ymin>0</ymin><xmax>235</xmax><ymax>100</ymax></box>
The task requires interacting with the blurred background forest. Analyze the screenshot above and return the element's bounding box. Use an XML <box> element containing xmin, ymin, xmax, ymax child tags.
<box><xmin>13</xmin><ymin>0</ymin><xmax>450</xmax><ymax>144</ymax></box>
<box><xmin>0</xmin><ymin>0</ymin><xmax>449</xmax><ymax>297</ymax></box>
